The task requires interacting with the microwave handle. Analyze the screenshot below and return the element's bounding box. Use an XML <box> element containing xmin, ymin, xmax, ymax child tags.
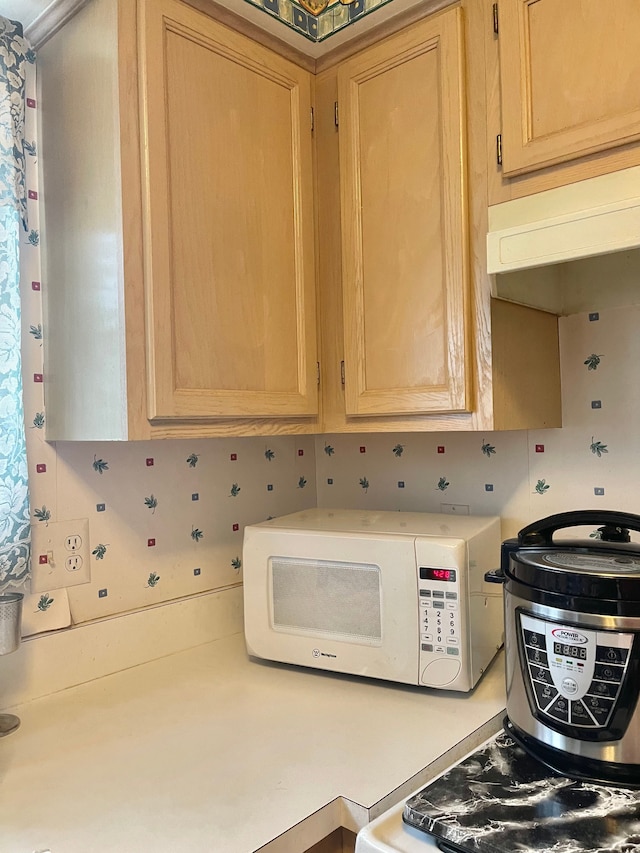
<box><xmin>517</xmin><ymin>510</ymin><xmax>640</xmax><ymax>546</ymax></box>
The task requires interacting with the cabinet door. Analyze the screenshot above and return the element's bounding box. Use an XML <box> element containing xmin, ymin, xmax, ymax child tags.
<box><xmin>498</xmin><ymin>0</ymin><xmax>640</xmax><ymax>177</ymax></box>
<box><xmin>138</xmin><ymin>0</ymin><xmax>317</xmax><ymax>420</ymax></box>
<box><xmin>337</xmin><ymin>9</ymin><xmax>470</xmax><ymax>417</ymax></box>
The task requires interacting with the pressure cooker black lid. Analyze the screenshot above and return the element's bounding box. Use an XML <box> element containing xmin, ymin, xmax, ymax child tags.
<box><xmin>500</xmin><ymin>510</ymin><xmax>640</xmax><ymax>610</ymax></box>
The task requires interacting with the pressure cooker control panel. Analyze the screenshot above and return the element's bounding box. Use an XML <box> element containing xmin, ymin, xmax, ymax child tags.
<box><xmin>519</xmin><ymin>613</ymin><xmax>633</xmax><ymax>731</ymax></box>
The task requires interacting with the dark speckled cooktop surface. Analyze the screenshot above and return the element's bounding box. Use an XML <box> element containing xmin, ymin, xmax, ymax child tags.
<box><xmin>403</xmin><ymin>730</ymin><xmax>640</xmax><ymax>853</ymax></box>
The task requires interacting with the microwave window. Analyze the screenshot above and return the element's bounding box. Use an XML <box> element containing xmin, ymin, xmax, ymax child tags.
<box><xmin>420</xmin><ymin>567</ymin><xmax>456</xmax><ymax>582</ymax></box>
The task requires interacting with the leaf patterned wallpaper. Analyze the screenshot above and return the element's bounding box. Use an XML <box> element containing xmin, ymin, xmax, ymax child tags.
<box><xmin>19</xmin><ymin>59</ymin><xmax>640</xmax><ymax>639</ymax></box>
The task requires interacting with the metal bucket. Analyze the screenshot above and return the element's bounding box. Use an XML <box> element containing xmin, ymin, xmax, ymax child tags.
<box><xmin>0</xmin><ymin>593</ymin><xmax>23</xmax><ymax>656</ymax></box>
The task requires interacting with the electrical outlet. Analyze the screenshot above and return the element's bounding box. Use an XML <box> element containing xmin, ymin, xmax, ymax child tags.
<box><xmin>440</xmin><ymin>503</ymin><xmax>470</xmax><ymax>515</ymax></box>
<box><xmin>31</xmin><ymin>518</ymin><xmax>91</xmax><ymax>593</ymax></box>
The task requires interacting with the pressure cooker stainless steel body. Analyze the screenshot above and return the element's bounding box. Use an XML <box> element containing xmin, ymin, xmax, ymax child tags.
<box><xmin>490</xmin><ymin>510</ymin><xmax>640</xmax><ymax>786</ymax></box>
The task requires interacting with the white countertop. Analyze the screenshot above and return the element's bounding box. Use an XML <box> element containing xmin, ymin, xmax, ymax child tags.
<box><xmin>0</xmin><ymin>633</ymin><xmax>506</xmax><ymax>853</ymax></box>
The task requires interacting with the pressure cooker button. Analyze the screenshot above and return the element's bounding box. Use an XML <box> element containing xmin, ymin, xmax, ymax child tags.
<box><xmin>546</xmin><ymin>695</ymin><xmax>569</xmax><ymax>723</ymax></box>
<box><xmin>584</xmin><ymin>695</ymin><xmax>615</xmax><ymax>725</ymax></box>
<box><xmin>595</xmin><ymin>646</ymin><xmax>628</xmax><ymax>665</ymax></box>
<box><xmin>561</xmin><ymin>677</ymin><xmax>578</xmax><ymax>695</ymax></box>
<box><xmin>525</xmin><ymin>646</ymin><xmax>549</xmax><ymax>667</ymax></box>
<box><xmin>530</xmin><ymin>665</ymin><xmax>553</xmax><ymax>685</ymax></box>
<box><xmin>532</xmin><ymin>681</ymin><xmax>557</xmax><ymax>710</ymax></box>
<box><xmin>594</xmin><ymin>663</ymin><xmax>624</xmax><ymax>683</ymax></box>
<box><xmin>587</xmin><ymin>680</ymin><xmax>619</xmax><ymax>699</ymax></box>
<box><xmin>570</xmin><ymin>700</ymin><xmax>596</xmax><ymax>727</ymax></box>
<box><xmin>524</xmin><ymin>630</ymin><xmax>547</xmax><ymax>650</ymax></box>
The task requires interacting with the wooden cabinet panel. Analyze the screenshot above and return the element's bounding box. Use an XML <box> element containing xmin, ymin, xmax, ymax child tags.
<box><xmin>139</xmin><ymin>0</ymin><xmax>318</xmax><ymax>421</ymax></box>
<box><xmin>498</xmin><ymin>0</ymin><xmax>640</xmax><ymax>177</ymax></box>
<box><xmin>337</xmin><ymin>9</ymin><xmax>470</xmax><ymax>416</ymax></box>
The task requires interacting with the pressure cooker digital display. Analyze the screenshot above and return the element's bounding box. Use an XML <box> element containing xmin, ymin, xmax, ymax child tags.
<box><xmin>519</xmin><ymin>612</ymin><xmax>633</xmax><ymax>731</ymax></box>
<box><xmin>553</xmin><ymin>642</ymin><xmax>587</xmax><ymax>660</ymax></box>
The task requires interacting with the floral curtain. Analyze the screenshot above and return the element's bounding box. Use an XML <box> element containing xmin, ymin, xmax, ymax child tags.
<box><xmin>0</xmin><ymin>17</ymin><xmax>33</xmax><ymax>589</ymax></box>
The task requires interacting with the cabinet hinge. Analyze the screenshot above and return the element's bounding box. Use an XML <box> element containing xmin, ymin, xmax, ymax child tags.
<box><xmin>496</xmin><ymin>133</ymin><xmax>503</xmax><ymax>167</ymax></box>
<box><xmin>334</xmin><ymin>101</ymin><xmax>339</xmax><ymax>128</ymax></box>
<box><xmin>311</xmin><ymin>106</ymin><xmax>315</xmax><ymax>133</ymax></box>
<box><xmin>492</xmin><ymin>2</ymin><xmax>499</xmax><ymax>34</ymax></box>
<box><xmin>317</xmin><ymin>361</ymin><xmax>320</xmax><ymax>386</ymax></box>
<box><xmin>340</xmin><ymin>360</ymin><xmax>345</xmax><ymax>385</ymax></box>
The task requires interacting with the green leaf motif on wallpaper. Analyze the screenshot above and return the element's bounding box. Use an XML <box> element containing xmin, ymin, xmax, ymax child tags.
<box><xmin>32</xmin><ymin>412</ymin><xmax>44</xmax><ymax>429</ymax></box>
<box><xmin>392</xmin><ymin>444</ymin><xmax>404</xmax><ymax>457</ymax></box>
<box><xmin>92</xmin><ymin>544</ymin><xmax>108</xmax><ymax>560</ymax></box>
<box><xmin>147</xmin><ymin>572</ymin><xmax>160</xmax><ymax>588</ymax></box>
<box><xmin>584</xmin><ymin>353</ymin><xmax>604</xmax><ymax>371</ymax></box>
<box><xmin>265</xmin><ymin>448</ymin><xmax>275</xmax><ymax>461</ymax></box>
<box><xmin>324</xmin><ymin>444</ymin><xmax>335</xmax><ymax>456</ymax></box>
<box><xmin>186</xmin><ymin>453</ymin><xmax>199</xmax><ymax>467</ymax></box>
<box><xmin>359</xmin><ymin>477</ymin><xmax>370</xmax><ymax>493</ymax></box>
<box><xmin>93</xmin><ymin>455</ymin><xmax>109</xmax><ymax>474</ymax></box>
<box><xmin>29</xmin><ymin>323</ymin><xmax>42</xmax><ymax>340</ymax></box>
<box><xmin>590</xmin><ymin>438</ymin><xmax>608</xmax><ymax>457</ymax></box>
<box><xmin>535</xmin><ymin>479</ymin><xmax>550</xmax><ymax>495</ymax></box>
<box><xmin>144</xmin><ymin>495</ymin><xmax>158</xmax><ymax>513</ymax></box>
<box><xmin>27</xmin><ymin>229</ymin><xmax>39</xmax><ymax>246</ymax></box>
<box><xmin>229</xmin><ymin>483</ymin><xmax>241</xmax><ymax>497</ymax></box>
<box><xmin>481</xmin><ymin>440</ymin><xmax>496</xmax><ymax>457</ymax></box>
<box><xmin>298</xmin><ymin>476</ymin><xmax>307</xmax><ymax>489</ymax></box>
<box><xmin>437</xmin><ymin>477</ymin><xmax>450</xmax><ymax>492</ymax></box>
<box><xmin>24</xmin><ymin>139</ymin><xmax>37</xmax><ymax>157</ymax></box>
<box><xmin>33</xmin><ymin>506</ymin><xmax>51</xmax><ymax>523</ymax></box>
<box><xmin>37</xmin><ymin>594</ymin><xmax>54</xmax><ymax>612</ymax></box>
<box><xmin>231</xmin><ymin>557</ymin><xmax>241</xmax><ymax>571</ymax></box>
<box><xmin>191</xmin><ymin>527</ymin><xmax>204</xmax><ymax>542</ymax></box>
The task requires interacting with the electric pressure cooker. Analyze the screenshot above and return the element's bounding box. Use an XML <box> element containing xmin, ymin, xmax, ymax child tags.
<box><xmin>488</xmin><ymin>510</ymin><xmax>640</xmax><ymax>787</ymax></box>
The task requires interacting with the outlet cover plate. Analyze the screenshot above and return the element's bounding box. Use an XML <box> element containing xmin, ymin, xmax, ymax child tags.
<box><xmin>31</xmin><ymin>518</ymin><xmax>91</xmax><ymax>593</ymax></box>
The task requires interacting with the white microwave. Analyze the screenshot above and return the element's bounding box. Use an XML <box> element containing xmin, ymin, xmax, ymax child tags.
<box><xmin>242</xmin><ymin>508</ymin><xmax>504</xmax><ymax>692</ymax></box>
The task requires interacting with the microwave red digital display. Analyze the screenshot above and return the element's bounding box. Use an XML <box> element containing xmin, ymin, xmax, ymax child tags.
<box><xmin>420</xmin><ymin>567</ymin><xmax>456</xmax><ymax>582</ymax></box>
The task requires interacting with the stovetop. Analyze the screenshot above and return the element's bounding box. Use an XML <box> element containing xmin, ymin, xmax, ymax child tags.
<box><xmin>402</xmin><ymin>729</ymin><xmax>640</xmax><ymax>853</ymax></box>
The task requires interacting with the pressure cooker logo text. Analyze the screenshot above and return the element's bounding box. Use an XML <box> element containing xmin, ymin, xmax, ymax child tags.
<box><xmin>551</xmin><ymin>628</ymin><xmax>588</xmax><ymax>644</ymax></box>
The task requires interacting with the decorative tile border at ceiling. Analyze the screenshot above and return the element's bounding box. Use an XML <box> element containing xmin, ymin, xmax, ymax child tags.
<box><xmin>243</xmin><ymin>0</ymin><xmax>395</xmax><ymax>42</ymax></box>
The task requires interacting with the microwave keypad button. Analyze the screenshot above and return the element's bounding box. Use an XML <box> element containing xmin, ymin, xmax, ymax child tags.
<box><xmin>435</xmin><ymin>645</ymin><xmax>446</xmax><ymax>653</ymax></box>
<box><xmin>524</xmin><ymin>629</ymin><xmax>547</xmax><ymax>650</ymax></box>
<box><xmin>526</xmin><ymin>646</ymin><xmax>549</xmax><ymax>667</ymax></box>
<box><xmin>445</xmin><ymin>591</ymin><xmax>458</xmax><ymax>600</ymax></box>
<box><xmin>447</xmin><ymin>637</ymin><xmax>459</xmax><ymax>645</ymax></box>
<box><xmin>422</xmin><ymin>643</ymin><xmax>433</xmax><ymax>652</ymax></box>
<box><xmin>587</xmin><ymin>679</ymin><xmax>618</xmax><ymax>699</ymax></box>
<box><xmin>595</xmin><ymin>645</ymin><xmax>628</xmax><ymax>665</ymax></box>
<box><xmin>570</xmin><ymin>700</ymin><xmax>596</xmax><ymax>727</ymax></box>
<box><xmin>446</xmin><ymin>602</ymin><xmax>458</xmax><ymax>611</ymax></box>
<box><xmin>594</xmin><ymin>663</ymin><xmax>624</xmax><ymax>683</ymax></box>
<box><xmin>432</xmin><ymin>590</ymin><xmax>445</xmax><ymax>598</ymax></box>
<box><xmin>419</xmin><ymin>589</ymin><xmax>432</xmax><ymax>597</ymax></box>
<box><xmin>583</xmin><ymin>695</ymin><xmax>615</xmax><ymax>725</ymax></box>
<box><xmin>546</xmin><ymin>695</ymin><xmax>569</xmax><ymax>723</ymax></box>
<box><xmin>422</xmin><ymin>634</ymin><xmax>433</xmax><ymax>642</ymax></box>
<box><xmin>433</xmin><ymin>601</ymin><xmax>445</xmax><ymax>609</ymax></box>
<box><xmin>446</xmin><ymin>647</ymin><xmax>459</xmax><ymax>656</ymax></box>
<box><xmin>533</xmin><ymin>681</ymin><xmax>557</xmax><ymax>710</ymax></box>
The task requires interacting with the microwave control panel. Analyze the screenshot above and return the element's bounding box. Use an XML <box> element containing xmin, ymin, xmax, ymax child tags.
<box><xmin>419</xmin><ymin>566</ymin><xmax>462</xmax><ymax>663</ymax></box>
<box><xmin>518</xmin><ymin>612</ymin><xmax>634</xmax><ymax>731</ymax></box>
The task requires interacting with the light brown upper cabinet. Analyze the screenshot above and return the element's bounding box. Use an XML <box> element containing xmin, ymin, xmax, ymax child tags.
<box><xmin>496</xmin><ymin>0</ymin><xmax>640</xmax><ymax>179</ymax></box>
<box><xmin>139</xmin><ymin>0</ymin><xmax>318</xmax><ymax>423</ymax></box>
<box><xmin>317</xmin><ymin>3</ymin><xmax>562</xmax><ymax>434</ymax></box>
<box><xmin>39</xmin><ymin>0</ymin><xmax>318</xmax><ymax>440</ymax></box>
<box><xmin>336</xmin><ymin>9</ymin><xmax>471</xmax><ymax>418</ymax></box>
